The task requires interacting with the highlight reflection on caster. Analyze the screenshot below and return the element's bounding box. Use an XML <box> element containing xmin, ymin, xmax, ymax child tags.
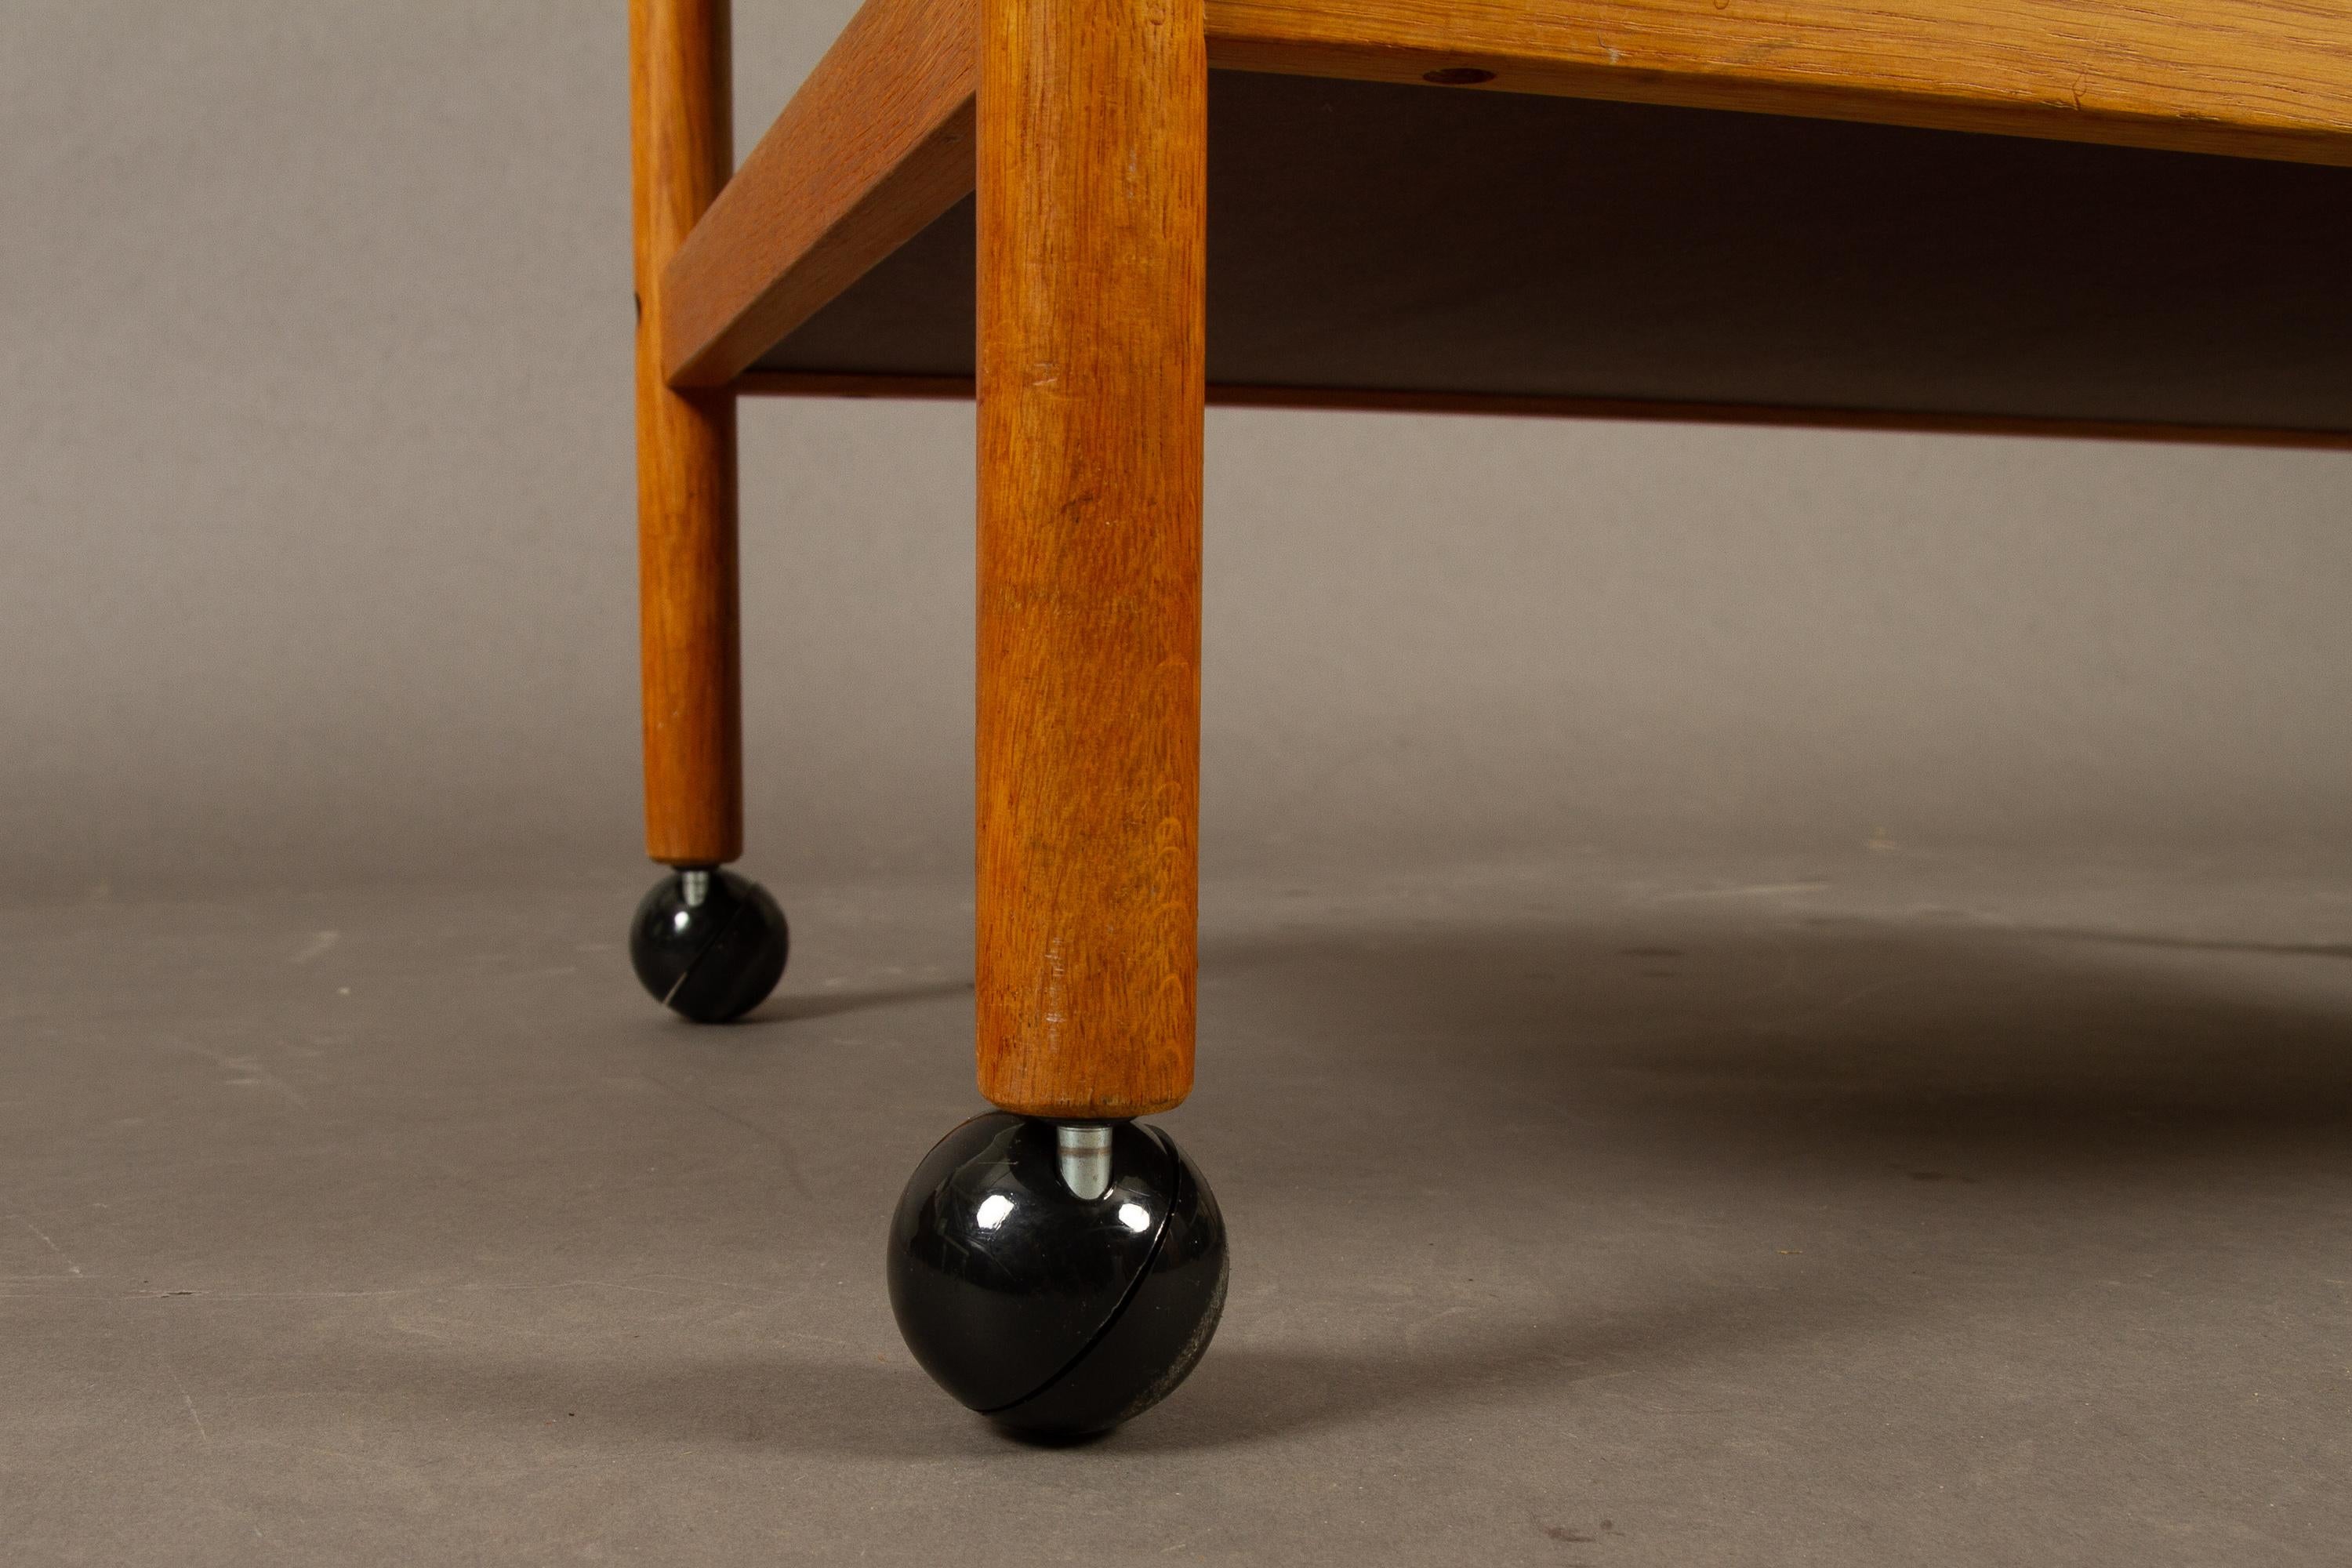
<box><xmin>628</xmin><ymin>866</ymin><xmax>788</xmax><ymax>1023</ymax></box>
<box><xmin>887</xmin><ymin>1112</ymin><xmax>1229</xmax><ymax>1439</ymax></box>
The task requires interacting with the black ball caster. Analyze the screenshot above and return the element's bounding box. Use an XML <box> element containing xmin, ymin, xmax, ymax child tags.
<box><xmin>628</xmin><ymin>866</ymin><xmax>788</xmax><ymax>1023</ymax></box>
<box><xmin>887</xmin><ymin>1112</ymin><xmax>1228</xmax><ymax>1439</ymax></box>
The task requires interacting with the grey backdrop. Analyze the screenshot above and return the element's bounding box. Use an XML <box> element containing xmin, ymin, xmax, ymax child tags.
<box><xmin>7</xmin><ymin>0</ymin><xmax>2351</xmax><ymax>901</ymax></box>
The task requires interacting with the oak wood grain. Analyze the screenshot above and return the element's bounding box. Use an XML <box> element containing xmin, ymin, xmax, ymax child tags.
<box><xmin>632</xmin><ymin>0</ymin><xmax>742</xmax><ymax>865</ymax></box>
<box><xmin>662</xmin><ymin>0</ymin><xmax>978</xmax><ymax>388</ymax></box>
<box><xmin>975</xmin><ymin>0</ymin><xmax>1209</xmax><ymax>1119</ymax></box>
<box><xmin>666</xmin><ymin>0</ymin><xmax>2352</xmax><ymax>394</ymax></box>
<box><xmin>735</xmin><ymin>372</ymin><xmax>2352</xmax><ymax>450</ymax></box>
<box><xmin>1203</xmin><ymin>0</ymin><xmax>2352</xmax><ymax>165</ymax></box>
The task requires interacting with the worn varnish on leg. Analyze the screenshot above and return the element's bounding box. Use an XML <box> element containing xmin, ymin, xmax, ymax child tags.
<box><xmin>975</xmin><ymin>0</ymin><xmax>1209</xmax><ymax>1117</ymax></box>
<box><xmin>631</xmin><ymin>0</ymin><xmax>743</xmax><ymax>866</ymax></box>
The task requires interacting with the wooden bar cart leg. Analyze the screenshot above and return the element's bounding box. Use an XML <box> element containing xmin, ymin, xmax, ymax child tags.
<box><xmin>972</xmin><ymin>0</ymin><xmax>1208</xmax><ymax>1123</ymax></box>
<box><xmin>884</xmin><ymin>0</ymin><xmax>1229</xmax><ymax>1439</ymax></box>
<box><xmin>625</xmin><ymin>0</ymin><xmax>787</xmax><ymax>1024</ymax></box>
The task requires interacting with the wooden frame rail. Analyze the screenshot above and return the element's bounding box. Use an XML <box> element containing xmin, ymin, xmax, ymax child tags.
<box><xmin>631</xmin><ymin>0</ymin><xmax>743</xmax><ymax>866</ymax></box>
<box><xmin>663</xmin><ymin>0</ymin><xmax>2352</xmax><ymax>394</ymax></box>
<box><xmin>731</xmin><ymin>372</ymin><xmax>2352</xmax><ymax>452</ymax></box>
<box><xmin>1208</xmin><ymin>0</ymin><xmax>2352</xmax><ymax>168</ymax></box>
<box><xmin>662</xmin><ymin>0</ymin><xmax>978</xmax><ymax>389</ymax></box>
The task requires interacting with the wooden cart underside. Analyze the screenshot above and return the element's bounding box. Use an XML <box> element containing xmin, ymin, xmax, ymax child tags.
<box><xmin>662</xmin><ymin>0</ymin><xmax>2352</xmax><ymax>448</ymax></box>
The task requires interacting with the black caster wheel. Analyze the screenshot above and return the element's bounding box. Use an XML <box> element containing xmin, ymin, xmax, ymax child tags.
<box><xmin>887</xmin><ymin>1112</ymin><xmax>1229</xmax><ymax>1440</ymax></box>
<box><xmin>629</xmin><ymin>866</ymin><xmax>788</xmax><ymax>1023</ymax></box>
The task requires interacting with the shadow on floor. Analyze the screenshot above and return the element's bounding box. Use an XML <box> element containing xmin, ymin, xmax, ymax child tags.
<box><xmin>743</xmin><ymin>976</ymin><xmax>972</xmax><ymax>1026</ymax></box>
<box><xmin>2043</xmin><ymin>927</ymin><xmax>2352</xmax><ymax>962</ymax></box>
<box><xmin>1195</xmin><ymin>909</ymin><xmax>2352</xmax><ymax>1180</ymax></box>
<box><xmin>278</xmin><ymin>1267</ymin><xmax>1859</xmax><ymax>1461</ymax></box>
<box><xmin>353</xmin><ymin>906</ymin><xmax>2352</xmax><ymax>1454</ymax></box>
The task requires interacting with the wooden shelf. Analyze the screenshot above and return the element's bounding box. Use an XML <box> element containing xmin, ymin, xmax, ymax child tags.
<box><xmin>670</xmin><ymin>0</ymin><xmax>2352</xmax><ymax>445</ymax></box>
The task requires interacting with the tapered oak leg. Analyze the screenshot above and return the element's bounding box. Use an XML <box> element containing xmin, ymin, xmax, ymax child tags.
<box><xmin>974</xmin><ymin>0</ymin><xmax>1208</xmax><ymax>1119</ymax></box>
<box><xmin>626</xmin><ymin>0</ymin><xmax>786</xmax><ymax>1022</ymax></box>
<box><xmin>631</xmin><ymin>0</ymin><xmax>740</xmax><ymax>869</ymax></box>
<box><xmin>891</xmin><ymin>0</ymin><xmax>1226</xmax><ymax>1434</ymax></box>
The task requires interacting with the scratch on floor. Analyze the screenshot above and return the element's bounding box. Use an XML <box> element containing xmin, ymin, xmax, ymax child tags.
<box><xmin>290</xmin><ymin>931</ymin><xmax>339</xmax><ymax>964</ymax></box>
<box><xmin>170</xmin><ymin>1041</ymin><xmax>310</xmax><ymax>1109</ymax></box>
<box><xmin>125</xmin><ymin>1277</ymin><xmax>793</xmax><ymax>1305</ymax></box>
<box><xmin>638</xmin><ymin>1073</ymin><xmax>815</xmax><ymax>1199</ymax></box>
<box><xmin>160</xmin><ymin>1352</ymin><xmax>212</xmax><ymax>1447</ymax></box>
<box><xmin>1759</xmin><ymin>975</ymin><xmax>1907</xmax><ymax>1034</ymax></box>
<box><xmin>9</xmin><ymin>1214</ymin><xmax>83</xmax><ymax>1276</ymax></box>
<box><xmin>632</xmin><ymin>1271</ymin><xmax>804</xmax><ymax>1301</ymax></box>
<box><xmin>1658</xmin><ymin>881</ymin><xmax>1832</xmax><ymax>902</ymax></box>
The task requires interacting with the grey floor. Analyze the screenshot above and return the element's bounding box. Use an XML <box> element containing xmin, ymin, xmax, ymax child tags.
<box><xmin>12</xmin><ymin>5</ymin><xmax>2352</xmax><ymax>1559</ymax></box>
<box><xmin>5</xmin><ymin>849</ymin><xmax>2350</xmax><ymax>1565</ymax></box>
